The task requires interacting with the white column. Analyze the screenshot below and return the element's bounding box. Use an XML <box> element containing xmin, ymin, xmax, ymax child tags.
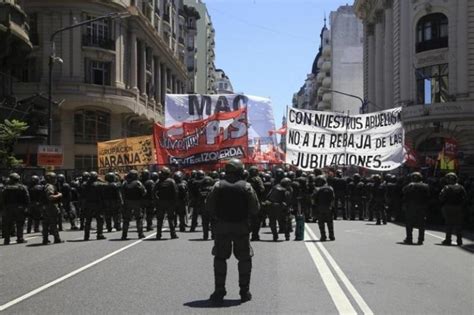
<box><xmin>150</xmin><ymin>53</ymin><xmax>155</xmax><ymax>101</ymax></box>
<box><xmin>375</xmin><ymin>11</ymin><xmax>384</xmax><ymax>110</ymax></box>
<box><xmin>130</xmin><ymin>31</ymin><xmax>138</xmax><ymax>91</ymax></box>
<box><xmin>367</xmin><ymin>24</ymin><xmax>376</xmax><ymax>112</ymax></box>
<box><xmin>139</xmin><ymin>41</ymin><xmax>146</xmax><ymax>96</ymax></box>
<box><xmin>399</xmin><ymin>0</ymin><xmax>410</xmax><ymax>102</ymax></box>
<box><xmin>456</xmin><ymin>0</ymin><xmax>468</xmax><ymax>96</ymax></box>
<box><xmin>384</xmin><ymin>3</ymin><xmax>394</xmax><ymax>109</ymax></box>
<box><xmin>115</xmin><ymin>20</ymin><xmax>125</xmax><ymax>88</ymax></box>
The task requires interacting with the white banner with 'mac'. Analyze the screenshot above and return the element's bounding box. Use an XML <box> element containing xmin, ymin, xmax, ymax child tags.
<box><xmin>285</xmin><ymin>107</ymin><xmax>405</xmax><ymax>171</ymax></box>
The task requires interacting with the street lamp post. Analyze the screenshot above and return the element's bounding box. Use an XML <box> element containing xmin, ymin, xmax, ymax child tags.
<box><xmin>47</xmin><ymin>10</ymin><xmax>132</xmax><ymax>145</ymax></box>
<box><xmin>321</xmin><ymin>89</ymin><xmax>368</xmax><ymax>114</ymax></box>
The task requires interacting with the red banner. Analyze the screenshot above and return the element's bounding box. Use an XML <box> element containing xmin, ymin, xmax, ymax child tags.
<box><xmin>443</xmin><ymin>138</ymin><xmax>458</xmax><ymax>158</ymax></box>
<box><xmin>154</xmin><ymin>108</ymin><xmax>248</xmax><ymax>168</ymax></box>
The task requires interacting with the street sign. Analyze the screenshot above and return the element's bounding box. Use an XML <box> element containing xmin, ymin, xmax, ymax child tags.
<box><xmin>37</xmin><ymin>145</ymin><xmax>63</xmax><ymax>167</ymax></box>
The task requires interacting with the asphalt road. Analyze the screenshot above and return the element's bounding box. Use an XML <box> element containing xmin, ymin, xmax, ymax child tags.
<box><xmin>0</xmin><ymin>219</ymin><xmax>473</xmax><ymax>314</ymax></box>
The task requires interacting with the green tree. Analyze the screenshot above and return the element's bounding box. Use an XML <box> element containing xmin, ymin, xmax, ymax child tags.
<box><xmin>0</xmin><ymin>119</ymin><xmax>28</xmax><ymax>168</ymax></box>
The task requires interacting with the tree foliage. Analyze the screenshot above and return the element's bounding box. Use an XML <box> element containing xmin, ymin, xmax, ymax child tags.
<box><xmin>0</xmin><ymin>119</ymin><xmax>28</xmax><ymax>168</ymax></box>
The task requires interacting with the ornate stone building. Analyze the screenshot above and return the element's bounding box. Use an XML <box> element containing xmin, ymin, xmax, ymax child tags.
<box><xmin>213</xmin><ymin>68</ymin><xmax>233</xmax><ymax>94</ymax></box>
<box><xmin>7</xmin><ymin>0</ymin><xmax>196</xmax><ymax>169</ymax></box>
<box><xmin>354</xmin><ymin>0</ymin><xmax>474</xmax><ymax>173</ymax></box>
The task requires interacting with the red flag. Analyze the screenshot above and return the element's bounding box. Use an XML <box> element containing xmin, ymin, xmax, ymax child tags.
<box><xmin>268</xmin><ymin>124</ymin><xmax>287</xmax><ymax>136</ymax></box>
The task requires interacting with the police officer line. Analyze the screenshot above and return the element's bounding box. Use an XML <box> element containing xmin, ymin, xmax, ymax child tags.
<box><xmin>304</xmin><ymin>224</ymin><xmax>374</xmax><ymax>315</ymax></box>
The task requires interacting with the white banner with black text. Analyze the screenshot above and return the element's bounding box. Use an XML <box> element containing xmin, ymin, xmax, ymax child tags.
<box><xmin>285</xmin><ymin>107</ymin><xmax>405</xmax><ymax>171</ymax></box>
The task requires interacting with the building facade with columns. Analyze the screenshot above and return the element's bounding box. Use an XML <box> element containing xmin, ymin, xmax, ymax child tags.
<box><xmin>8</xmin><ymin>0</ymin><xmax>194</xmax><ymax>169</ymax></box>
<box><xmin>184</xmin><ymin>0</ymin><xmax>216</xmax><ymax>94</ymax></box>
<box><xmin>293</xmin><ymin>6</ymin><xmax>363</xmax><ymax>114</ymax></box>
<box><xmin>354</xmin><ymin>0</ymin><xmax>474</xmax><ymax>173</ymax></box>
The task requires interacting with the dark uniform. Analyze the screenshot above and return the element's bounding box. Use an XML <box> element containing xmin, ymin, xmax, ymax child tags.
<box><xmin>153</xmin><ymin>167</ymin><xmax>178</xmax><ymax>240</ymax></box>
<box><xmin>141</xmin><ymin>170</ymin><xmax>156</xmax><ymax>231</ymax></box>
<box><xmin>440</xmin><ymin>173</ymin><xmax>467</xmax><ymax>246</ymax></box>
<box><xmin>42</xmin><ymin>173</ymin><xmax>63</xmax><ymax>245</ymax></box>
<box><xmin>189</xmin><ymin>170</ymin><xmax>205</xmax><ymax>232</ymax></box>
<box><xmin>27</xmin><ymin>176</ymin><xmax>43</xmax><ymax>233</ymax></box>
<box><xmin>402</xmin><ymin>172</ymin><xmax>430</xmax><ymax>244</ymax></box>
<box><xmin>103</xmin><ymin>173</ymin><xmax>123</xmax><ymax>232</ymax></box>
<box><xmin>206</xmin><ymin>158</ymin><xmax>259</xmax><ymax>304</ymax></box>
<box><xmin>385</xmin><ymin>175</ymin><xmax>402</xmax><ymax>222</ymax></box>
<box><xmin>57</xmin><ymin>174</ymin><xmax>74</xmax><ymax>230</ymax></box>
<box><xmin>331</xmin><ymin>171</ymin><xmax>347</xmax><ymax>220</ymax></box>
<box><xmin>82</xmin><ymin>172</ymin><xmax>106</xmax><ymax>241</ymax></box>
<box><xmin>122</xmin><ymin>170</ymin><xmax>146</xmax><ymax>240</ymax></box>
<box><xmin>2</xmin><ymin>173</ymin><xmax>29</xmax><ymax>245</ymax></box>
<box><xmin>369</xmin><ymin>175</ymin><xmax>387</xmax><ymax>225</ymax></box>
<box><xmin>348</xmin><ymin>174</ymin><xmax>364</xmax><ymax>220</ymax></box>
<box><xmin>247</xmin><ymin>166</ymin><xmax>265</xmax><ymax>241</ymax></box>
<box><xmin>260</xmin><ymin>173</ymin><xmax>273</xmax><ymax>227</ymax></box>
<box><xmin>312</xmin><ymin>175</ymin><xmax>335</xmax><ymax>241</ymax></box>
<box><xmin>265</xmin><ymin>177</ymin><xmax>292</xmax><ymax>241</ymax></box>
<box><xmin>198</xmin><ymin>176</ymin><xmax>215</xmax><ymax>240</ymax></box>
<box><xmin>174</xmin><ymin>172</ymin><xmax>188</xmax><ymax>232</ymax></box>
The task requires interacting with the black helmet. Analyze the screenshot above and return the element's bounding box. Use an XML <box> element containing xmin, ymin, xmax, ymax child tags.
<box><xmin>225</xmin><ymin>158</ymin><xmax>244</xmax><ymax>175</ymax></box>
<box><xmin>105</xmin><ymin>172</ymin><xmax>116</xmax><ymax>183</ymax></box>
<box><xmin>151</xmin><ymin>172</ymin><xmax>159</xmax><ymax>181</ymax></box>
<box><xmin>159</xmin><ymin>167</ymin><xmax>171</xmax><ymax>180</ymax></box>
<box><xmin>353</xmin><ymin>173</ymin><xmax>361</xmax><ymax>182</ymax></box>
<box><xmin>90</xmin><ymin>171</ymin><xmax>98</xmax><ymax>181</ymax></box>
<box><xmin>57</xmin><ymin>174</ymin><xmax>66</xmax><ymax>183</ymax></box>
<box><xmin>191</xmin><ymin>170</ymin><xmax>197</xmax><ymax>178</ymax></box>
<box><xmin>219</xmin><ymin>172</ymin><xmax>226</xmax><ymax>180</ymax></box>
<box><xmin>196</xmin><ymin>170</ymin><xmax>205</xmax><ymax>179</ymax></box>
<box><xmin>210</xmin><ymin>170</ymin><xmax>219</xmax><ymax>179</ymax></box>
<box><xmin>242</xmin><ymin>169</ymin><xmax>249</xmax><ymax>180</ymax></box>
<box><xmin>313</xmin><ymin>168</ymin><xmax>323</xmax><ymax>176</ymax></box>
<box><xmin>8</xmin><ymin>172</ymin><xmax>20</xmax><ymax>183</ymax></box>
<box><xmin>31</xmin><ymin>175</ymin><xmax>40</xmax><ymax>184</ymax></box>
<box><xmin>45</xmin><ymin>172</ymin><xmax>57</xmax><ymax>184</ymax></box>
<box><xmin>173</xmin><ymin>171</ymin><xmax>183</xmax><ymax>182</ymax></box>
<box><xmin>336</xmin><ymin>170</ymin><xmax>343</xmax><ymax>178</ymax></box>
<box><xmin>315</xmin><ymin>175</ymin><xmax>326</xmax><ymax>187</ymax></box>
<box><xmin>274</xmin><ymin>168</ymin><xmax>284</xmax><ymax>181</ymax></box>
<box><xmin>128</xmin><ymin>170</ymin><xmax>139</xmax><ymax>181</ymax></box>
<box><xmin>141</xmin><ymin>169</ymin><xmax>150</xmax><ymax>181</ymax></box>
<box><xmin>203</xmin><ymin>176</ymin><xmax>215</xmax><ymax>186</ymax></box>
<box><xmin>445</xmin><ymin>172</ymin><xmax>457</xmax><ymax>184</ymax></box>
<box><xmin>410</xmin><ymin>172</ymin><xmax>422</xmax><ymax>183</ymax></box>
<box><xmin>82</xmin><ymin>172</ymin><xmax>90</xmax><ymax>181</ymax></box>
<box><xmin>295</xmin><ymin>169</ymin><xmax>303</xmax><ymax>178</ymax></box>
<box><xmin>287</xmin><ymin>171</ymin><xmax>295</xmax><ymax>180</ymax></box>
<box><xmin>280</xmin><ymin>177</ymin><xmax>292</xmax><ymax>188</ymax></box>
<box><xmin>248</xmin><ymin>166</ymin><xmax>259</xmax><ymax>177</ymax></box>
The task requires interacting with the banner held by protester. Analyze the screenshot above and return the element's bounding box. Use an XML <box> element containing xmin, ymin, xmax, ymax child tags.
<box><xmin>286</xmin><ymin>107</ymin><xmax>405</xmax><ymax>171</ymax></box>
<box><xmin>97</xmin><ymin>135</ymin><xmax>155</xmax><ymax>175</ymax></box>
<box><xmin>154</xmin><ymin>107</ymin><xmax>248</xmax><ymax>168</ymax></box>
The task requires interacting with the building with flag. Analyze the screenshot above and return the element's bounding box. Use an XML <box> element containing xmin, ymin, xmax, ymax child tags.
<box><xmin>354</xmin><ymin>0</ymin><xmax>474</xmax><ymax>174</ymax></box>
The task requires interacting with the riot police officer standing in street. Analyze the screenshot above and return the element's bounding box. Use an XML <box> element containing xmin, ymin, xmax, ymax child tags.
<box><xmin>27</xmin><ymin>175</ymin><xmax>43</xmax><ymax>233</ymax></box>
<box><xmin>402</xmin><ymin>172</ymin><xmax>430</xmax><ymax>245</ymax></box>
<box><xmin>174</xmin><ymin>171</ymin><xmax>188</xmax><ymax>232</ymax></box>
<box><xmin>42</xmin><ymin>172</ymin><xmax>63</xmax><ymax>245</ymax></box>
<box><xmin>83</xmin><ymin>172</ymin><xmax>106</xmax><ymax>241</ymax></box>
<box><xmin>141</xmin><ymin>170</ymin><xmax>156</xmax><ymax>231</ymax></box>
<box><xmin>205</xmin><ymin>158</ymin><xmax>259</xmax><ymax>304</ymax></box>
<box><xmin>2</xmin><ymin>173</ymin><xmax>30</xmax><ymax>245</ymax></box>
<box><xmin>265</xmin><ymin>177</ymin><xmax>292</xmax><ymax>241</ymax></box>
<box><xmin>313</xmin><ymin>175</ymin><xmax>336</xmax><ymax>241</ymax></box>
<box><xmin>440</xmin><ymin>173</ymin><xmax>467</xmax><ymax>246</ymax></box>
<box><xmin>122</xmin><ymin>170</ymin><xmax>146</xmax><ymax>240</ymax></box>
<box><xmin>103</xmin><ymin>172</ymin><xmax>123</xmax><ymax>232</ymax></box>
<box><xmin>153</xmin><ymin>167</ymin><xmax>179</xmax><ymax>240</ymax></box>
<box><xmin>57</xmin><ymin>174</ymin><xmax>75</xmax><ymax>230</ymax></box>
<box><xmin>247</xmin><ymin>166</ymin><xmax>265</xmax><ymax>241</ymax></box>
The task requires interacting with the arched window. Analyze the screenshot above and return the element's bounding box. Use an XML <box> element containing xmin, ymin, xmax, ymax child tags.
<box><xmin>74</xmin><ymin>110</ymin><xmax>111</xmax><ymax>144</ymax></box>
<box><xmin>416</xmin><ymin>13</ymin><xmax>448</xmax><ymax>53</ymax></box>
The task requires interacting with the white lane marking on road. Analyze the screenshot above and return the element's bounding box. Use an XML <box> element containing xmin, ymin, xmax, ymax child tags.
<box><xmin>425</xmin><ymin>232</ymin><xmax>444</xmax><ymax>240</ymax></box>
<box><xmin>0</xmin><ymin>232</ymin><xmax>157</xmax><ymax>312</ymax></box>
<box><xmin>306</xmin><ymin>226</ymin><xmax>374</xmax><ymax>315</ymax></box>
<box><xmin>304</xmin><ymin>229</ymin><xmax>357</xmax><ymax>315</ymax></box>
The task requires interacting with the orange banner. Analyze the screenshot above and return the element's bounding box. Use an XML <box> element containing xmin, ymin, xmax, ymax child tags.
<box><xmin>154</xmin><ymin>108</ymin><xmax>248</xmax><ymax>168</ymax></box>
